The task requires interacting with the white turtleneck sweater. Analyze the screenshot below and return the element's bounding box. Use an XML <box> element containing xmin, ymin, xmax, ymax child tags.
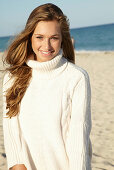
<box><xmin>3</xmin><ymin>52</ymin><xmax>92</xmax><ymax>170</ymax></box>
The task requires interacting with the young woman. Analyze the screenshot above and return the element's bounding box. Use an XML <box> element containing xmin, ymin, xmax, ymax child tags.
<box><xmin>3</xmin><ymin>3</ymin><xmax>92</xmax><ymax>170</ymax></box>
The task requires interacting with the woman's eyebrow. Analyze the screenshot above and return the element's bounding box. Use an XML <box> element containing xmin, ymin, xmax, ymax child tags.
<box><xmin>34</xmin><ymin>34</ymin><xmax>43</xmax><ymax>35</ymax></box>
<box><xmin>51</xmin><ymin>34</ymin><xmax>60</xmax><ymax>36</ymax></box>
<box><xmin>34</xmin><ymin>33</ymin><xmax>60</xmax><ymax>36</ymax></box>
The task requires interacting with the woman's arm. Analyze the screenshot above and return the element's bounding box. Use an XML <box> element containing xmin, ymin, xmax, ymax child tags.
<box><xmin>65</xmin><ymin>71</ymin><xmax>92</xmax><ymax>170</ymax></box>
<box><xmin>10</xmin><ymin>164</ymin><xmax>27</xmax><ymax>170</ymax></box>
<box><xmin>3</xmin><ymin>73</ymin><xmax>25</xmax><ymax>169</ymax></box>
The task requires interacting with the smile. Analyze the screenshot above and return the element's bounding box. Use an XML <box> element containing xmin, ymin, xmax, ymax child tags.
<box><xmin>40</xmin><ymin>50</ymin><xmax>54</xmax><ymax>55</ymax></box>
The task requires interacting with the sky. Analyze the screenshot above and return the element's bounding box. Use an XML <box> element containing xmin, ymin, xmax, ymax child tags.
<box><xmin>0</xmin><ymin>0</ymin><xmax>114</xmax><ymax>37</ymax></box>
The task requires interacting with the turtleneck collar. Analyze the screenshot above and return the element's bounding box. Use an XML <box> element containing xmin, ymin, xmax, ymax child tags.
<box><xmin>26</xmin><ymin>50</ymin><xmax>68</xmax><ymax>79</ymax></box>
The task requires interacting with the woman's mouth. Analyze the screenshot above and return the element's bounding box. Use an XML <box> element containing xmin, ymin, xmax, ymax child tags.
<box><xmin>40</xmin><ymin>50</ymin><xmax>54</xmax><ymax>56</ymax></box>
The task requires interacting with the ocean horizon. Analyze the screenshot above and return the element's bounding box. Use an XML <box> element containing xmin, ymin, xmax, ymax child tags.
<box><xmin>0</xmin><ymin>23</ymin><xmax>114</xmax><ymax>52</ymax></box>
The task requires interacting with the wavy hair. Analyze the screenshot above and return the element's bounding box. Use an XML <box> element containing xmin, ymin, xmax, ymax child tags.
<box><xmin>5</xmin><ymin>3</ymin><xmax>75</xmax><ymax>118</ymax></box>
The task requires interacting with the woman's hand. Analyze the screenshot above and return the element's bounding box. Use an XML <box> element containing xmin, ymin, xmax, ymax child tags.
<box><xmin>10</xmin><ymin>164</ymin><xmax>27</xmax><ymax>170</ymax></box>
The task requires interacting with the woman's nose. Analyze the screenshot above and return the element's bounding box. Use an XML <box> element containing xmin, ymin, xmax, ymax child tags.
<box><xmin>43</xmin><ymin>39</ymin><xmax>51</xmax><ymax>50</ymax></box>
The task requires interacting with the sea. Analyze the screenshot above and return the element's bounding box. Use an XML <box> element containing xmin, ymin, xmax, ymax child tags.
<box><xmin>0</xmin><ymin>23</ymin><xmax>114</xmax><ymax>52</ymax></box>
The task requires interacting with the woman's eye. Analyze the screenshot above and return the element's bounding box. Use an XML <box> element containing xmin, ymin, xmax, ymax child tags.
<box><xmin>36</xmin><ymin>37</ymin><xmax>43</xmax><ymax>39</ymax></box>
<box><xmin>51</xmin><ymin>37</ymin><xmax>59</xmax><ymax>40</ymax></box>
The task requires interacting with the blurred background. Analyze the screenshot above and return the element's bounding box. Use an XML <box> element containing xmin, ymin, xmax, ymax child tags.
<box><xmin>0</xmin><ymin>0</ymin><xmax>114</xmax><ymax>51</ymax></box>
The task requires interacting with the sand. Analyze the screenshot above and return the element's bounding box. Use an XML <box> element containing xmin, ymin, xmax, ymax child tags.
<box><xmin>0</xmin><ymin>51</ymin><xmax>114</xmax><ymax>170</ymax></box>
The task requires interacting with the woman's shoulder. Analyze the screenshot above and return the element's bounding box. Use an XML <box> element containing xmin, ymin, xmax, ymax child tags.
<box><xmin>63</xmin><ymin>61</ymin><xmax>91</xmax><ymax>99</ymax></box>
<box><xmin>3</xmin><ymin>71</ymin><xmax>13</xmax><ymax>91</ymax></box>
<box><xmin>66</xmin><ymin>61</ymin><xmax>90</xmax><ymax>81</ymax></box>
<box><xmin>3</xmin><ymin>71</ymin><xmax>11</xmax><ymax>83</ymax></box>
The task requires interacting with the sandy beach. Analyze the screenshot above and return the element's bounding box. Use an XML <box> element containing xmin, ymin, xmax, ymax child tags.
<box><xmin>0</xmin><ymin>51</ymin><xmax>114</xmax><ymax>170</ymax></box>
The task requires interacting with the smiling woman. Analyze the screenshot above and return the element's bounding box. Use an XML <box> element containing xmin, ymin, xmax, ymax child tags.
<box><xmin>3</xmin><ymin>3</ymin><xmax>92</xmax><ymax>170</ymax></box>
<box><xmin>31</xmin><ymin>20</ymin><xmax>62</xmax><ymax>62</ymax></box>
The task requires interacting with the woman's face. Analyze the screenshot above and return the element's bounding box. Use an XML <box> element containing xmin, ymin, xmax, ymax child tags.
<box><xmin>31</xmin><ymin>20</ymin><xmax>62</xmax><ymax>62</ymax></box>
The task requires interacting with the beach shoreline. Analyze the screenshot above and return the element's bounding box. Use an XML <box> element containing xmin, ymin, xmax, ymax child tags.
<box><xmin>0</xmin><ymin>51</ymin><xmax>114</xmax><ymax>170</ymax></box>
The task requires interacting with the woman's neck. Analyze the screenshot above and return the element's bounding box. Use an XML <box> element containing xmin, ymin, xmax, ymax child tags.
<box><xmin>26</xmin><ymin>50</ymin><xmax>68</xmax><ymax>79</ymax></box>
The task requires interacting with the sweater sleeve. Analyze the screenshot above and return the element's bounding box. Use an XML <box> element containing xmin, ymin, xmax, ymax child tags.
<box><xmin>2</xmin><ymin>72</ymin><xmax>24</xmax><ymax>169</ymax></box>
<box><xmin>65</xmin><ymin>71</ymin><xmax>92</xmax><ymax>170</ymax></box>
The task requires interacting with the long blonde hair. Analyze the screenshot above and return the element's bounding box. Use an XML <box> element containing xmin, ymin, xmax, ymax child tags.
<box><xmin>5</xmin><ymin>3</ymin><xmax>75</xmax><ymax>118</ymax></box>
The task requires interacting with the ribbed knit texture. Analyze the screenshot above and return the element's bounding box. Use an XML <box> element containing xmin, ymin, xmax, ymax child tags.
<box><xmin>3</xmin><ymin>51</ymin><xmax>92</xmax><ymax>170</ymax></box>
